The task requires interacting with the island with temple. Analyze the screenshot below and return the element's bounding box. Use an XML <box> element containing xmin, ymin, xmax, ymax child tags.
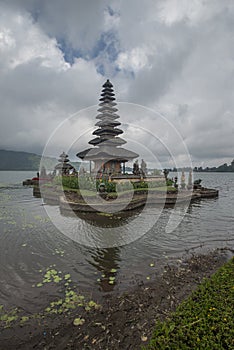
<box><xmin>29</xmin><ymin>79</ymin><xmax>219</xmax><ymax>214</ymax></box>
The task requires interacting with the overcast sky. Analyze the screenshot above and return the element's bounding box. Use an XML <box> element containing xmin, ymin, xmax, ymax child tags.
<box><xmin>0</xmin><ymin>0</ymin><xmax>234</xmax><ymax>167</ymax></box>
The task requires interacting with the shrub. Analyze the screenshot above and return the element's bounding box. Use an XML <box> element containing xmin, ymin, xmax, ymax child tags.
<box><xmin>53</xmin><ymin>175</ymin><xmax>96</xmax><ymax>191</ymax></box>
<box><xmin>96</xmin><ymin>179</ymin><xmax>116</xmax><ymax>193</ymax></box>
<box><xmin>133</xmin><ymin>181</ymin><xmax>148</xmax><ymax>189</ymax></box>
<box><xmin>166</xmin><ymin>178</ymin><xmax>174</xmax><ymax>186</ymax></box>
<box><xmin>62</xmin><ymin>176</ymin><xmax>79</xmax><ymax>189</ymax></box>
<box><xmin>54</xmin><ymin>176</ymin><xmax>174</xmax><ymax>194</ymax></box>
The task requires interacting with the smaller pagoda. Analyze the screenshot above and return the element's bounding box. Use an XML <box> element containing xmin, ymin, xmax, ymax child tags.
<box><xmin>77</xmin><ymin>80</ymin><xmax>138</xmax><ymax>176</ymax></box>
<box><xmin>54</xmin><ymin>152</ymin><xmax>75</xmax><ymax>175</ymax></box>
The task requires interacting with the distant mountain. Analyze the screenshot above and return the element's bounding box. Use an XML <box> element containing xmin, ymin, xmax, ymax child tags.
<box><xmin>0</xmin><ymin>149</ymin><xmax>81</xmax><ymax>171</ymax></box>
<box><xmin>0</xmin><ymin>149</ymin><xmax>56</xmax><ymax>171</ymax></box>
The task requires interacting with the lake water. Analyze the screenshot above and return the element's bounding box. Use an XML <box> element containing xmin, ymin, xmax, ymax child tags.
<box><xmin>0</xmin><ymin>171</ymin><xmax>233</xmax><ymax>313</ymax></box>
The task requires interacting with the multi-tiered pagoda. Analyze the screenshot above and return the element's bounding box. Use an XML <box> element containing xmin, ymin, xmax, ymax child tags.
<box><xmin>77</xmin><ymin>80</ymin><xmax>138</xmax><ymax>175</ymax></box>
<box><xmin>54</xmin><ymin>152</ymin><xmax>75</xmax><ymax>175</ymax></box>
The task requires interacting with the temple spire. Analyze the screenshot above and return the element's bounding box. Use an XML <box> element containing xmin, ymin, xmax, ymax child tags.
<box><xmin>76</xmin><ymin>80</ymin><xmax>138</xmax><ymax>175</ymax></box>
<box><xmin>89</xmin><ymin>79</ymin><xmax>126</xmax><ymax>147</ymax></box>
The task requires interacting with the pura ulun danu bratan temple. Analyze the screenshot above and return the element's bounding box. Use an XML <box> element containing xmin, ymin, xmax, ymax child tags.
<box><xmin>76</xmin><ymin>80</ymin><xmax>139</xmax><ymax>175</ymax></box>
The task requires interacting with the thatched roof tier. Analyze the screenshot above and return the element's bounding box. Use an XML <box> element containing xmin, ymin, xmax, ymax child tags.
<box><xmin>55</xmin><ymin>163</ymin><xmax>74</xmax><ymax>170</ymax></box>
<box><xmin>95</xmin><ymin>120</ymin><xmax>121</xmax><ymax>127</ymax></box>
<box><xmin>99</xmin><ymin>96</ymin><xmax>115</xmax><ymax>102</ymax></box>
<box><xmin>58</xmin><ymin>152</ymin><xmax>70</xmax><ymax>162</ymax></box>
<box><xmin>102</xmin><ymin>79</ymin><xmax>113</xmax><ymax>88</ymax></box>
<box><xmin>96</xmin><ymin>113</ymin><xmax>120</xmax><ymax>120</ymax></box>
<box><xmin>101</xmin><ymin>91</ymin><xmax>115</xmax><ymax>96</ymax></box>
<box><xmin>77</xmin><ymin>146</ymin><xmax>138</xmax><ymax>161</ymax></box>
<box><xmin>93</xmin><ymin>128</ymin><xmax>123</xmax><ymax>136</ymax></box>
<box><xmin>88</xmin><ymin>137</ymin><xmax>126</xmax><ymax>146</ymax></box>
<box><xmin>98</xmin><ymin>101</ymin><xmax>117</xmax><ymax>107</ymax></box>
<box><xmin>97</xmin><ymin>106</ymin><xmax>118</xmax><ymax>113</ymax></box>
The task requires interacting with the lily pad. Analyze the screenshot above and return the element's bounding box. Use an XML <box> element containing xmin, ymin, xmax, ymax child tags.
<box><xmin>54</xmin><ymin>276</ymin><xmax>62</xmax><ymax>283</ymax></box>
<box><xmin>20</xmin><ymin>316</ymin><xmax>29</xmax><ymax>323</ymax></box>
<box><xmin>110</xmin><ymin>268</ymin><xmax>117</xmax><ymax>273</ymax></box>
<box><xmin>73</xmin><ymin>317</ymin><xmax>85</xmax><ymax>326</ymax></box>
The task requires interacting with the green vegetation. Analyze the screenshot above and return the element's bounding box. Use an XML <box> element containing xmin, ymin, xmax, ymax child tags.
<box><xmin>143</xmin><ymin>258</ymin><xmax>234</xmax><ymax>350</ymax></box>
<box><xmin>0</xmin><ymin>305</ymin><xmax>18</xmax><ymax>327</ymax></box>
<box><xmin>55</xmin><ymin>176</ymin><xmax>170</xmax><ymax>194</ymax></box>
<box><xmin>73</xmin><ymin>317</ymin><xmax>85</xmax><ymax>326</ymax></box>
<box><xmin>49</xmin><ymin>177</ymin><xmax>176</xmax><ymax>202</ymax></box>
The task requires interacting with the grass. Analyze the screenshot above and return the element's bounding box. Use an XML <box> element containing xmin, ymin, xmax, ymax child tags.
<box><xmin>143</xmin><ymin>257</ymin><xmax>234</xmax><ymax>350</ymax></box>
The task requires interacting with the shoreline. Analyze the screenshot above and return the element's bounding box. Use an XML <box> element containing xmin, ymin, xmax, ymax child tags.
<box><xmin>0</xmin><ymin>248</ymin><xmax>232</xmax><ymax>350</ymax></box>
<box><xmin>35</xmin><ymin>183</ymin><xmax>218</xmax><ymax>214</ymax></box>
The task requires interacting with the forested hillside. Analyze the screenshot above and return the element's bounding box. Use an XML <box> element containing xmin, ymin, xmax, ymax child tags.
<box><xmin>0</xmin><ymin>150</ymin><xmax>56</xmax><ymax>170</ymax></box>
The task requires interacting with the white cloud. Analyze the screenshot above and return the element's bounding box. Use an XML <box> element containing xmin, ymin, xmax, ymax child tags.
<box><xmin>117</xmin><ymin>47</ymin><xmax>150</xmax><ymax>73</ymax></box>
<box><xmin>0</xmin><ymin>8</ymin><xmax>67</xmax><ymax>70</ymax></box>
<box><xmin>158</xmin><ymin>0</ymin><xmax>205</xmax><ymax>25</ymax></box>
<box><xmin>157</xmin><ymin>0</ymin><xmax>234</xmax><ymax>26</ymax></box>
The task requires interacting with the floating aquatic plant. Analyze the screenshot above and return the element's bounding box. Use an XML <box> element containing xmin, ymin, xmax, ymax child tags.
<box><xmin>53</xmin><ymin>248</ymin><xmax>65</xmax><ymax>257</ymax></box>
<box><xmin>1</xmin><ymin>265</ymin><xmax>101</xmax><ymax>330</ymax></box>
<box><xmin>98</xmin><ymin>212</ymin><xmax>113</xmax><ymax>217</ymax></box>
<box><xmin>64</xmin><ymin>274</ymin><xmax>71</xmax><ymax>280</ymax></box>
<box><xmin>73</xmin><ymin>317</ymin><xmax>85</xmax><ymax>326</ymax></box>
<box><xmin>20</xmin><ymin>316</ymin><xmax>29</xmax><ymax>324</ymax></box>
<box><xmin>108</xmin><ymin>276</ymin><xmax>116</xmax><ymax>285</ymax></box>
<box><xmin>0</xmin><ymin>305</ymin><xmax>19</xmax><ymax>328</ymax></box>
<box><xmin>110</xmin><ymin>268</ymin><xmax>117</xmax><ymax>273</ymax></box>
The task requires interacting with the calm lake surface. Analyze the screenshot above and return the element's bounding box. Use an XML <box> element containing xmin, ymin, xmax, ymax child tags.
<box><xmin>0</xmin><ymin>171</ymin><xmax>233</xmax><ymax>313</ymax></box>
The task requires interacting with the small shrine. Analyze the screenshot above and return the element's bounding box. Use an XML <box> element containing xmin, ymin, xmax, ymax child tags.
<box><xmin>76</xmin><ymin>80</ymin><xmax>139</xmax><ymax>176</ymax></box>
<box><xmin>54</xmin><ymin>152</ymin><xmax>75</xmax><ymax>175</ymax></box>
